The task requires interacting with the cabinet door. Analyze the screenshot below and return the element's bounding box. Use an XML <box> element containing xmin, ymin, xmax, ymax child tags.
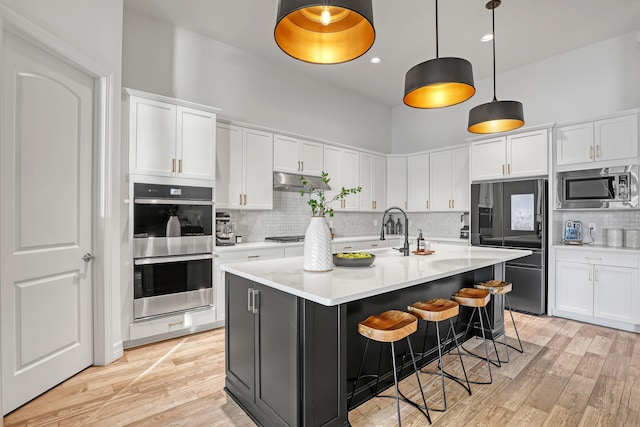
<box><xmin>407</xmin><ymin>153</ymin><xmax>429</xmax><ymax>212</ymax></box>
<box><xmin>254</xmin><ymin>284</ymin><xmax>299</xmax><ymax>426</ymax></box>
<box><xmin>176</xmin><ymin>106</ymin><xmax>216</xmax><ymax>180</ymax></box>
<box><xmin>300</xmin><ymin>140</ymin><xmax>324</xmax><ymax>176</ymax></box>
<box><xmin>341</xmin><ymin>149</ymin><xmax>360</xmax><ymax>211</ymax></box>
<box><xmin>595</xmin><ymin>114</ymin><xmax>639</xmax><ymax>162</ymax></box>
<box><xmin>451</xmin><ymin>147</ymin><xmax>469</xmax><ymax>211</ymax></box>
<box><xmin>323</xmin><ymin>145</ymin><xmax>343</xmax><ymax>211</ymax></box>
<box><xmin>243</xmin><ymin>128</ymin><xmax>273</xmax><ymax>210</ymax></box>
<box><xmin>358</xmin><ymin>153</ymin><xmax>374</xmax><ymax>212</ymax></box>
<box><xmin>470</xmin><ymin>137</ymin><xmax>505</xmax><ymax>181</ymax></box>
<box><xmin>372</xmin><ymin>154</ymin><xmax>386</xmax><ymax>211</ymax></box>
<box><xmin>129</xmin><ymin>97</ymin><xmax>176</xmax><ymax>176</ymax></box>
<box><xmin>225</xmin><ymin>275</ymin><xmax>256</xmax><ymax>399</ymax></box>
<box><xmin>429</xmin><ymin>150</ymin><xmax>453</xmax><ymax>211</ymax></box>
<box><xmin>273</xmin><ymin>134</ymin><xmax>300</xmax><ymax>174</ymax></box>
<box><xmin>593</xmin><ymin>265</ymin><xmax>638</xmax><ymax>323</ymax></box>
<box><xmin>555</xmin><ymin>261</ymin><xmax>593</xmax><ymax>315</ymax></box>
<box><xmin>386</xmin><ymin>156</ymin><xmax>407</xmax><ymax>210</ymax></box>
<box><xmin>556</xmin><ymin>122</ymin><xmax>594</xmax><ymax>166</ymax></box>
<box><xmin>216</xmin><ymin>124</ymin><xmax>243</xmax><ymax>208</ymax></box>
<box><xmin>508</xmin><ymin>129</ymin><xmax>548</xmax><ymax>178</ymax></box>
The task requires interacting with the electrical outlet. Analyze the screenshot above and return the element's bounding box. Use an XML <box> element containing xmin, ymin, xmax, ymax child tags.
<box><xmin>589</xmin><ymin>222</ymin><xmax>596</xmax><ymax>230</ymax></box>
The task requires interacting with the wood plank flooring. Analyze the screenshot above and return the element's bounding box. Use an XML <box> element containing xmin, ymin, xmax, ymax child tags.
<box><xmin>4</xmin><ymin>313</ymin><xmax>640</xmax><ymax>426</ymax></box>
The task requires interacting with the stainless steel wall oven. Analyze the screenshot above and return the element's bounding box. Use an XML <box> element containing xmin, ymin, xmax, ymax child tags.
<box><xmin>133</xmin><ymin>182</ymin><xmax>214</xmax><ymax>320</ymax></box>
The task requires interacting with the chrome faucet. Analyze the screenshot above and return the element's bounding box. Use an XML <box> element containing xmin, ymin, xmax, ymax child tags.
<box><xmin>380</xmin><ymin>206</ymin><xmax>410</xmax><ymax>256</ymax></box>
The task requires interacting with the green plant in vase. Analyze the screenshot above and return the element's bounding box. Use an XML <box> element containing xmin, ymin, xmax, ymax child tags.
<box><xmin>299</xmin><ymin>172</ymin><xmax>361</xmax><ymax>217</ymax></box>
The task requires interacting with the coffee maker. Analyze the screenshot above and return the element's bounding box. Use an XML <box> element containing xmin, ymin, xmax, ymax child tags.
<box><xmin>460</xmin><ymin>212</ymin><xmax>470</xmax><ymax>239</ymax></box>
<box><xmin>216</xmin><ymin>211</ymin><xmax>235</xmax><ymax>246</ymax></box>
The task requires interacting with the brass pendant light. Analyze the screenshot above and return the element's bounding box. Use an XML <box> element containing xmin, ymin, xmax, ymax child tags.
<box><xmin>274</xmin><ymin>0</ymin><xmax>375</xmax><ymax>64</ymax></box>
<box><xmin>403</xmin><ymin>0</ymin><xmax>475</xmax><ymax>109</ymax></box>
<box><xmin>468</xmin><ymin>0</ymin><xmax>524</xmax><ymax>134</ymax></box>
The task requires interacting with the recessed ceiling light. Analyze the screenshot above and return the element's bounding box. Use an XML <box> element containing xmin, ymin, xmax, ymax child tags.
<box><xmin>481</xmin><ymin>33</ymin><xmax>493</xmax><ymax>42</ymax></box>
<box><xmin>370</xmin><ymin>57</ymin><xmax>381</xmax><ymax>64</ymax></box>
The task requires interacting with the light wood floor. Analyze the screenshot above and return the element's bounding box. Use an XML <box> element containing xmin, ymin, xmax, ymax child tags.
<box><xmin>4</xmin><ymin>312</ymin><xmax>640</xmax><ymax>426</ymax></box>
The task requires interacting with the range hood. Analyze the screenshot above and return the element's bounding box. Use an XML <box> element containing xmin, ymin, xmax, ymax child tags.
<box><xmin>273</xmin><ymin>172</ymin><xmax>330</xmax><ymax>192</ymax></box>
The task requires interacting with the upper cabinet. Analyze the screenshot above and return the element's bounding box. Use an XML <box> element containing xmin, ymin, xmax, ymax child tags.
<box><xmin>216</xmin><ymin>124</ymin><xmax>273</xmax><ymax>210</ymax></box>
<box><xmin>556</xmin><ymin>113</ymin><xmax>639</xmax><ymax>168</ymax></box>
<box><xmin>359</xmin><ymin>153</ymin><xmax>386</xmax><ymax>212</ymax></box>
<box><xmin>125</xmin><ymin>90</ymin><xmax>217</xmax><ymax>181</ymax></box>
<box><xmin>470</xmin><ymin>128</ymin><xmax>548</xmax><ymax>181</ymax></box>
<box><xmin>386</xmin><ymin>156</ymin><xmax>407</xmax><ymax>210</ymax></box>
<box><xmin>273</xmin><ymin>134</ymin><xmax>324</xmax><ymax>177</ymax></box>
<box><xmin>323</xmin><ymin>146</ymin><xmax>359</xmax><ymax>211</ymax></box>
<box><xmin>407</xmin><ymin>153</ymin><xmax>430</xmax><ymax>212</ymax></box>
<box><xmin>429</xmin><ymin>147</ymin><xmax>469</xmax><ymax>212</ymax></box>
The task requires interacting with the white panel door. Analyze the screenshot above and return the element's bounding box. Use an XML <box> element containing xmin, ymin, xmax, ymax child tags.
<box><xmin>470</xmin><ymin>137</ymin><xmax>505</xmax><ymax>181</ymax></box>
<box><xmin>176</xmin><ymin>106</ymin><xmax>216</xmax><ymax>180</ymax></box>
<box><xmin>407</xmin><ymin>153</ymin><xmax>429</xmax><ymax>212</ymax></box>
<box><xmin>273</xmin><ymin>134</ymin><xmax>300</xmax><ymax>174</ymax></box>
<box><xmin>341</xmin><ymin>149</ymin><xmax>360</xmax><ymax>211</ymax></box>
<box><xmin>129</xmin><ymin>96</ymin><xmax>176</xmax><ymax>176</ymax></box>
<box><xmin>593</xmin><ymin>265</ymin><xmax>638</xmax><ymax>323</ymax></box>
<box><xmin>1</xmin><ymin>30</ymin><xmax>94</xmax><ymax>414</ymax></box>
<box><xmin>371</xmin><ymin>154</ymin><xmax>386</xmax><ymax>211</ymax></box>
<box><xmin>555</xmin><ymin>262</ymin><xmax>593</xmax><ymax>316</ymax></box>
<box><xmin>323</xmin><ymin>145</ymin><xmax>343</xmax><ymax>210</ymax></box>
<box><xmin>508</xmin><ymin>129</ymin><xmax>548</xmax><ymax>178</ymax></box>
<box><xmin>429</xmin><ymin>150</ymin><xmax>452</xmax><ymax>211</ymax></box>
<box><xmin>243</xmin><ymin>128</ymin><xmax>273</xmax><ymax>209</ymax></box>
<box><xmin>595</xmin><ymin>114</ymin><xmax>639</xmax><ymax>162</ymax></box>
<box><xmin>451</xmin><ymin>147</ymin><xmax>470</xmax><ymax>211</ymax></box>
<box><xmin>386</xmin><ymin>156</ymin><xmax>407</xmax><ymax>210</ymax></box>
<box><xmin>299</xmin><ymin>140</ymin><xmax>323</xmax><ymax>177</ymax></box>
<box><xmin>555</xmin><ymin>122</ymin><xmax>594</xmax><ymax>166</ymax></box>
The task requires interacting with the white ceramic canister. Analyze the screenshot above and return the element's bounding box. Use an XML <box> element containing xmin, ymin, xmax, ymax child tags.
<box><xmin>624</xmin><ymin>229</ymin><xmax>640</xmax><ymax>248</ymax></box>
<box><xmin>605</xmin><ymin>228</ymin><xmax>624</xmax><ymax>247</ymax></box>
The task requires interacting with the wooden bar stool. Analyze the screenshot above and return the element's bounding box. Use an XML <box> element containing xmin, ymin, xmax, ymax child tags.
<box><xmin>451</xmin><ymin>288</ymin><xmax>501</xmax><ymax>385</ymax></box>
<box><xmin>350</xmin><ymin>310</ymin><xmax>431</xmax><ymax>426</ymax></box>
<box><xmin>407</xmin><ymin>299</ymin><xmax>471</xmax><ymax>412</ymax></box>
<box><xmin>475</xmin><ymin>280</ymin><xmax>524</xmax><ymax>362</ymax></box>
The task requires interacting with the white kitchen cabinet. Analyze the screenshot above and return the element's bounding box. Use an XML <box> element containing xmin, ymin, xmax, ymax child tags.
<box><xmin>429</xmin><ymin>147</ymin><xmax>469</xmax><ymax>211</ymax></box>
<box><xmin>386</xmin><ymin>156</ymin><xmax>407</xmax><ymax>210</ymax></box>
<box><xmin>215</xmin><ymin>247</ymin><xmax>286</xmax><ymax>322</ymax></box>
<box><xmin>216</xmin><ymin>124</ymin><xmax>273</xmax><ymax>210</ymax></box>
<box><xmin>323</xmin><ymin>146</ymin><xmax>360</xmax><ymax>211</ymax></box>
<box><xmin>127</xmin><ymin>93</ymin><xmax>216</xmax><ymax>180</ymax></box>
<box><xmin>407</xmin><ymin>153</ymin><xmax>430</xmax><ymax>212</ymax></box>
<box><xmin>555</xmin><ymin>249</ymin><xmax>639</xmax><ymax>327</ymax></box>
<box><xmin>470</xmin><ymin>128</ymin><xmax>548</xmax><ymax>181</ymax></box>
<box><xmin>273</xmin><ymin>134</ymin><xmax>324</xmax><ymax>177</ymax></box>
<box><xmin>359</xmin><ymin>152</ymin><xmax>386</xmax><ymax>212</ymax></box>
<box><xmin>556</xmin><ymin>113</ymin><xmax>638</xmax><ymax>167</ymax></box>
<box><xmin>356</xmin><ymin>239</ymin><xmax>387</xmax><ymax>250</ymax></box>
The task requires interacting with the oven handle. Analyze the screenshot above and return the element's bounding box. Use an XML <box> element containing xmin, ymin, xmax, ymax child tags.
<box><xmin>134</xmin><ymin>253</ymin><xmax>213</xmax><ymax>265</ymax></box>
<box><xmin>134</xmin><ymin>198</ymin><xmax>213</xmax><ymax>206</ymax></box>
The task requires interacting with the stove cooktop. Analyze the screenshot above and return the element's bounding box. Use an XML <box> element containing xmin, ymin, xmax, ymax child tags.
<box><xmin>265</xmin><ymin>235</ymin><xmax>305</xmax><ymax>243</ymax></box>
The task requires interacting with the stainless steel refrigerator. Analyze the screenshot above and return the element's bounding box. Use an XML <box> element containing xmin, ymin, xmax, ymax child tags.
<box><xmin>471</xmin><ymin>179</ymin><xmax>548</xmax><ymax>314</ymax></box>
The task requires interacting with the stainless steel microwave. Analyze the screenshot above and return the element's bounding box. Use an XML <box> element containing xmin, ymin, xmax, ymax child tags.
<box><xmin>556</xmin><ymin>165</ymin><xmax>639</xmax><ymax>209</ymax></box>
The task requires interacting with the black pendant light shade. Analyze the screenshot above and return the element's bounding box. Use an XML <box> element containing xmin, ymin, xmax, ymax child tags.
<box><xmin>404</xmin><ymin>57</ymin><xmax>475</xmax><ymax>108</ymax></box>
<box><xmin>468</xmin><ymin>100</ymin><xmax>524</xmax><ymax>134</ymax></box>
<box><xmin>468</xmin><ymin>0</ymin><xmax>524</xmax><ymax>134</ymax></box>
<box><xmin>274</xmin><ymin>0</ymin><xmax>375</xmax><ymax>64</ymax></box>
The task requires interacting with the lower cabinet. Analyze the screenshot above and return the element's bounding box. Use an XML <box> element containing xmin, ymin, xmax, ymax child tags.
<box><xmin>225</xmin><ymin>275</ymin><xmax>298</xmax><ymax>426</ymax></box>
<box><xmin>555</xmin><ymin>249</ymin><xmax>639</xmax><ymax>326</ymax></box>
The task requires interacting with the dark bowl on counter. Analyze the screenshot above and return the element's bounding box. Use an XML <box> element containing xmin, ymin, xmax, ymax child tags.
<box><xmin>332</xmin><ymin>253</ymin><xmax>375</xmax><ymax>267</ymax></box>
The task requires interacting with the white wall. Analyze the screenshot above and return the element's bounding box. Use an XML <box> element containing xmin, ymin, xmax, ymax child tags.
<box><xmin>122</xmin><ymin>10</ymin><xmax>392</xmax><ymax>154</ymax></box>
<box><xmin>0</xmin><ymin>0</ymin><xmax>124</xmax><ymax>373</ymax></box>
<box><xmin>392</xmin><ymin>30</ymin><xmax>640</xmax><ymax>153</ymax></box>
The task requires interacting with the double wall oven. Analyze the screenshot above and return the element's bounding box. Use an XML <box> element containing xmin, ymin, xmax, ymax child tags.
<box><xmin>133</xmin><ymin>182</ymin><xmax>214</xmax><ymax>320</ymax></box>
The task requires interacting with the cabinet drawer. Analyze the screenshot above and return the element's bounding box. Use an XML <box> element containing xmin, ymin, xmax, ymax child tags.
<box><xmin>356</xmin><ymin>240</ymin><xmax>386</xmax><ymax>250</ymax></box>
<box><xmin>333</xmin><ymin>242</ymin><xmax>357</xmax><ymax>252</ymax></box>
<box><xmin>284</xmin><ymin>246</ymin><xmax>304</xmax><ymax>257</ymax></box>
<box><xmin>129</xmin><ymin>307</ymin><xmax>217</xmax><ymax>341</ymax></box>
<box><xmin>555</xmin><ymin>249</ymin><xmax>639</xmax><ymax>268</ymax></box>
<box><xmin>217</xmin><ymin>247</ymin><xmax>285</xmax><ymax>264</ymax></box>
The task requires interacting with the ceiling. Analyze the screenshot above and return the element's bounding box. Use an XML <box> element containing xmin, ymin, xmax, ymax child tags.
<box><xmin>124</xmin><ymin>0</ymin><xmax>640</xmax><ymax>107</ymax></box>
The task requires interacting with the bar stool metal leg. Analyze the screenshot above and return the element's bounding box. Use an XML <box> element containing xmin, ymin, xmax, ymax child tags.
<box><xmin>506</xmin><ymin>295</ymin><xmax>524</xmax><ymax>354</ymax></box>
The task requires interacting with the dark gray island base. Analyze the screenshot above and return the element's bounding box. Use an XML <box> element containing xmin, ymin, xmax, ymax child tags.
<box><xmin>224</xmin><ymin>266</ymin><xmax>503</xmax><ymax>427</ymax></box>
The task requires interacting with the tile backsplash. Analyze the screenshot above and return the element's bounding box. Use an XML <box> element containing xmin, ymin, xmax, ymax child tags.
<box><xmin>222</xmin><ymin>191</ymin><xmax>465</xmax><ymax>242</ymax></box>
<box><xmin>560</xmin><ymin>211</ymin><xmax>640</xmax><ymax>245</ymax></box>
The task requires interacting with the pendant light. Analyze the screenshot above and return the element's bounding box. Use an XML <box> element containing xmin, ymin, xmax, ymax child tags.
<box><xmin>403</xmin><ymin>0</ymin><xmax>475</xmax><ymax>109</ymax></box>
<box><xmin>468</xmin><ymin>0</ymin><xmax>524</xmax><ymax>134</ymax></box>
<box><xmin>274</xmin><ymin>0</ymin><xmax>375</xmax><ymax>64</ymax></box>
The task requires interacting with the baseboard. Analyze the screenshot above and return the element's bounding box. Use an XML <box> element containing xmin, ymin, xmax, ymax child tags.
<box><xmin>112</xmin><ymin>340</ymin><xmax>124</xmax><ymax>360</ymax></box>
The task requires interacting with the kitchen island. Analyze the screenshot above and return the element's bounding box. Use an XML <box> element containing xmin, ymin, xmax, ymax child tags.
<box><xmin>222</xmin><ymin>244</ymin><xmax>531</xmax><ymax>427</ymax></box>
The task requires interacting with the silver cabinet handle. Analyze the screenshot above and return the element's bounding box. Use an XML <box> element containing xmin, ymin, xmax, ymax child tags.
<box><xmin>589</xmin><ymin>146</ymin><xmax>593</xmax><ymax>159</ymax></box>
<box><xmin>301</xmin><ymin>160</ymin><xmax>304</xmax><ymax>171</ymax></box>
<box><xmin>82</xmin><ymin>253</ymin><xmax>94</xmax><ymax>262</ymax></box>
<box><xmin>172</xmin><ymin>158</ymin><xmax>176</xmax><ymax>173</ymax></box>
<box><xmin>248</xmin><ymin>288</ymin><xmax>253</xmax><ymax>312</ymax></box>
<box><xmin>248</xmin><ymin>255</ymin><xmax>261</xmax><ymax>259</ymax></box>
<box><xmin>596</xmin><ymin>145</ymin><xmax>600</xmax><ymax>158</ymax></box>
<box><xmin>252</xmin><ymin>289</ymin><xmax>259</xmax><ymax>314</ymax></box>
<box><xmin>585</xmin><ymin>257</ymin><xmax>602</xmax><ymax>260</ymax></box>
<box><xmin>589</xmin><ymin>269</ymin><xmax>593</xmax><ymax>282</ymax></box>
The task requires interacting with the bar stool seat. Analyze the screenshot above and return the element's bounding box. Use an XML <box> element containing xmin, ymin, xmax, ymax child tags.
<box><xmin>350</xmin><ymin>310</ymin><xmax>431</xmax><ymax>425</ymax></box>
<box><xmin>408</xmin><ymin>299</ymin><xmax>471</xmax><ymax>412</ymax></box>
<box><xmin>475</xmin><ymin>280</ymin><xmax>524</xmax><ymax>361</ymax></box>
<box><xmin>451</xmin><ymin>288</ymin><xmax>501</xmax><ymax>384</ymax></box>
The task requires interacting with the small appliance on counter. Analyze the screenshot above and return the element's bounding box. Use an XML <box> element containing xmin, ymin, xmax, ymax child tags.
<box><xmin>216</xmin><ymin>211</ymin><xmax>235</xmax><ymax>246</ymax></box>
<box><xmin>460</xmin><ymin>212</ymin><xmax>470</xmax><ymax>239</ymax></box>
<box><xmin>624</xmin><ymin>229</ymin><xmax>640</xmax><ymax>248</ymax></box>
<box><xmin>563</xmin><ymin>220</ymin><xmax>583</xmax><ymax>245</ymax></box>
<box><xmin>605</xmin><ymin>228</ymin><xmax>623</xmax><ymax>247</ymax></box>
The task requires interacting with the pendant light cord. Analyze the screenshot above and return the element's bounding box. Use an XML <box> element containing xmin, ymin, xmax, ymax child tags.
<box><xmin>491</xmin><ymin>5</ymin><xmax>497</xmax><ymax>102</ymax></box>
<box><xmin>434</xmin><ymin>0</ymin><xmax>439</xmax><ymax>58</ymax></box>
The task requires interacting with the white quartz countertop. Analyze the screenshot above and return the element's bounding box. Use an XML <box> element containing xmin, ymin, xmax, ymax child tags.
<box><xmin>222</xmin><ymin>243</ymin><xmax>530</xmax><ymax>306</ymax></box>
<box><xmin>216</xmin><ymin>234</ymin><xmax>468</xmax><ymax>253</ymax></box>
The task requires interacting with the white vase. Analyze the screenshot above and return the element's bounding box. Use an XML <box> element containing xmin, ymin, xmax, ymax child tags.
<box><xmin>166</xmin><ymin>215</ymin><xmax>181</xmax><ymax>237</ymax></box>
<box><xmin>303</xmin><ymin>216</ymin><xmax>333</xmax><ymax>272</ymax></box>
